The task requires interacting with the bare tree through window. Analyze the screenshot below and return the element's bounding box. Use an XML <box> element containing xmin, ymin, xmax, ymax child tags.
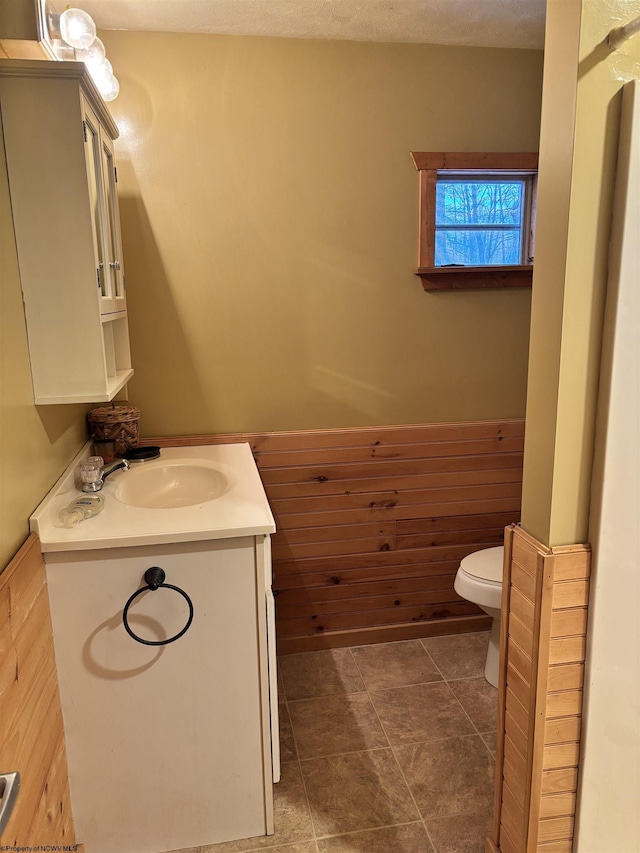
<box><xmin>435</xmin><ymin>180</ymin><xmax>525</xmax><ymax>266</ymax></box>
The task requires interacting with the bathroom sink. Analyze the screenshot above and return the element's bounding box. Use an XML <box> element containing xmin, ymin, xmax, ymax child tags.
<box><xmin>113</xmin><ymin>459</ymin><xmax>233</xmax><ymax>509</ymax></box>
<box><xmin>30</xmin><ymin>443</ymin><xmax>275</xmax><ymax>551</ymax></box>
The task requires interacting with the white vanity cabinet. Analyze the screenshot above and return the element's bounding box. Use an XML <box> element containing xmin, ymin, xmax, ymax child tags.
<box><xmin>30</xmin><ymin>443</ymin><xmax>279</xmax><ymax>853</ymax></box>
<box><xmin>45</xmin><ymin>536</ymin><xmax>277</xmax><ymax>853</ymax></box>
<box><xmin>0</xmin><ymin>59</ymin><xmax>133</xmax><ymax>404</ymax></box>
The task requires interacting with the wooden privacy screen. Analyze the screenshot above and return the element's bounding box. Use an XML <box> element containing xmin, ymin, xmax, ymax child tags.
<box><xmin>0</xmin><ymin>534</ymin><xmax>76</xmax><ymax>846</ymax></box>
<box><xmin>488</xmin><ymin>525</ymin><xmax>590</xmax><ymax>853</ymax></box>
<box><xmin>151</xmin><ymin>419</ymin><xmax>524</xmax><ymax>653</ymax></box>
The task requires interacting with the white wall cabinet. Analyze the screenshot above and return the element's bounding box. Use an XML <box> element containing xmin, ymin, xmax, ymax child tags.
<box><xmin>0</xmin><ymin>59</ymin><xmax>133</xmax><ymax>404</ymax></box>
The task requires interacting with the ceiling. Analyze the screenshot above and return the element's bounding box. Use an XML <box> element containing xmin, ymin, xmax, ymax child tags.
<box><xmin>73</xmin><ymin>0</ymin><xmax>546</xmax><ymax>50</ymax></box>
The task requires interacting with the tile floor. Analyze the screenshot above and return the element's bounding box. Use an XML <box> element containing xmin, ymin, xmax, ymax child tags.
<box><xmin>176</xmin><ymin>631</ymin><xmax>498</xmax><ymax>853</ymax></box>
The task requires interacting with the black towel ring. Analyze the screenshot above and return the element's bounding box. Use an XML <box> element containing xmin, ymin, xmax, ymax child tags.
<box><xmin>122</xmin><ymin>567</ymin><xmax>194</xmax><ymax>646</ymax></box>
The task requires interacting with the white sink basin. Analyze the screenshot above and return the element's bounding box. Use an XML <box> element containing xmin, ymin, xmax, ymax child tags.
<box><xmin>114</xmin><ymin>459</ymin><xmax>233</xmax><ymax>509</ymax></box>
<box><xmin>30</xmin><ymin>443</ymin><xmax>275</xmax><ymax>551</ymax></box>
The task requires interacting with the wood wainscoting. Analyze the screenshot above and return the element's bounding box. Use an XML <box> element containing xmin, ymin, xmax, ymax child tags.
<box><xmin>488</xmin><ymin>525</ymin><xmax>590</xmax><ymax>853</ymax></box>
<box><xmin>0</xmin><ymin>534</ymin><xmax>76</xmax><ymax>846</ymax></box>
<box><xmin>150</xmin><ymin>419</ymin><xmax>524</xmax><ymax>653</ymax></box>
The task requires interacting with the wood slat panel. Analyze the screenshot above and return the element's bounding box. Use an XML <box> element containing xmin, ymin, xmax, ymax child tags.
<box><xmin>502</xmin><ymin>782</ymin><xmax>526</xmax><ymax>838</ymax></box>
<box><xmin>537</xmin><ymin>842</ymin><xmax>572</xmax><ymax>853</ymax></box>
<box><xmin>276</xmin><ymin>600</ymin><xmax>478</xmax><ymax>636</ymax></box>
<box><xmin>510</xmin><ymin>587</ymin><xmax>535</xmax><ymax>631</ymax></box>
<box><xmin>546</xmin><ymin>689</ymin><xmax>583</xmax><ymax>719</ymax></box>
<box><xmin>503</xmin><ymin>756</ymin><xmax>527</xmax><ymax>806</ymax></box>
<box><xmin>499</xmin><ymin>827</ymin><xmax>520</xmax><ymax>853</ymax></box>
<box><xmin>489</xmin><ymin>527</ymin><xmax>589</xmax><ymax>853</ymax></box>
<box><xmin>272</xmin><ymin>534</ymin><xmax>396</xmax><ymax>560</ymax></box>
<box><xmin>273</xmin><ymin>560</ymin><xmax>462</xmax><ymax>590</ymax></box>
<box><xmin>508</xmin><ymin>639</ymin><xmax>533</xmax><ymax>683</ymax></box>
<box><xmin>537</xmin><ymin>816</ymin><xmax>574</xmax><ymax>844</ymax></box>
<box><xmin>505</xmin><ymin>688</ymin><xmax>530</xmax><ymax>737</ymax></box>
<box><xmin>552</xmin><ymin>580</ymin><xmax>590</xmax><ymax>610</ymax></box>
<box><xmin>541</xmin><ymin>768</ymin><xmax>579</xmax><ymax>796</ymax></box>
<box><xmin>275</xmin><ymin>586</ymin><xmax>464</xmax><ymax>619</ymax></box>
<box><xmin>548</xmin><ymin>636</ymin><xmax>587</xmax><ymax>666</ymax></box>
<box><xmin>501</xmin><ymin>808</ymin><xmax>525</xmax><ymax>853</ymax></box>
<box><xmin>0</xmin><ymin>534</ymin><xmax>75</xmax><ymax>847</ymax></box>
<box><xmin>511</xmin><ymin>535</ymin><xmax>540</xmax><ymax>575</ymax></box>
<box><xmin>546</xmin><ymin>664</ymin><xmax>584</xmax><ymax>693</ymax></box>
<box><xmin>397</xmin><ymin>526</ymin><xmax>505</xmax><ymax>550</ymax></box>
<box><xmin>272</xmin><ymin>521</ymin><xmax>396</xmax><ymax>545</ymax></box>
<box><xmin>511</xmin><ymin>561</ymin><xmax>537</xmax><ymax>601</ymax></box>
<box><xmin>397</xmin><ymin>510</ymin><xmax>518</xmax><ymax>536</ymax></box>
<box><xmin>261</xmin><ymin>452</ymin><xmax>524</xmax><ymax>486</ymax></box>
<box><xmin>267</xmin><ymin>466</ymin><xmax>524</xmax><ymax>499</ymax></box>
<box><xmin>543</xmin><ymin>742</ymin><xmax>580</xmax><ymax>770</ymax></box>
<box><xmin>275</xmin><ymin>541</ymin><xmax>504</xmax><ymax>576</ymax></box>
<box><xmin>277</xmin><ymin>614</ymin><xmax>491</xmax><ymax>654</ymax></box>
<box><xmin>501</xmin><ymin>813</ymin><xmax>526</xmax><ymax>853</ymax></box>
<box><xmin>271</xmin><ymin>480</ymin><xmax>522</xmax><ymax>515</ymax></box>
<box><xmin>505</xmin><ymin>712</ymin><xmax>528</xmax><ymax>760</ymax></box>
<box><xmin>549</xmin><ymin>550</ymin><xmax>591</xmax><ymax>582</ymax></box>
<box><xmin>544</xmin><ymin>716</ymin><xmax>581</xmax><ymax>745</ymax></box>
<box><xmin>254</xmin><ymin>435</ymin><xmax>526</xmax><ymax>468</ymax></box>
<box><xmin>509</xmin><ymin>613</ymin><xmax>534</xmax><ymax>656</ymax></box>
<box><xmin>506</xmin><ymin>662</ymin><xmax>531</xmax><ymax>709</ymax></box>
<box><xmin>275</xmin><ymin>496</ymin><xmax>522</xmax><ymax>529</ymax></box>
<box><xmin>550</xmin><ymin>607</ymin><xmax>588</xmax><ymax>638</ymax></box>
<box><xmin>275</xmin><ymin>571</ymin><xmax>458</xmax><ymax>604</ymax></box>
<box><xmin>504</xmin><ymin>735</ymin><xmax>528</xmax><ymax>780</ymax></box>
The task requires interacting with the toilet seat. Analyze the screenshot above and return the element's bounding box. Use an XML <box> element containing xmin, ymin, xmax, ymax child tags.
<box><xmin>460</xmin><ymin>545</ymin><xmax>504</xmax><ymax>583</ymax></box>
<box><xmin>453</xmin><ymin>545</ymin><xmax>505</xmax><ymax>688</ymax></box>
<box><xmin>454</xmin><ymin>546</ymin><xmax>504</xmax><ymax>612</ymax></box>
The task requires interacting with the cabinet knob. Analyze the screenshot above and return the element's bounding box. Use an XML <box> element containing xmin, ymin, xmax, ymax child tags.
<box><xmin>110</xmin><ymin>261</ymin><xmax>121</xmax><ymax>271</ymax></box>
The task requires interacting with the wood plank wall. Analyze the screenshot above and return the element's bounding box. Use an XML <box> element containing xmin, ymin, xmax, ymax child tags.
<box><xmin>488</xmin><ymin>525</ymin><xmax>590</xmax><ymax>853</ymax></box>
<box><xmin>0</xmin><ymin>534</ymin><xmax>76</xmax><ymax>846</ymax></box>
<box><xmin>150</xmin><ymin>419</ymin><xmax>524</xmax><ymax>653</ymax></box>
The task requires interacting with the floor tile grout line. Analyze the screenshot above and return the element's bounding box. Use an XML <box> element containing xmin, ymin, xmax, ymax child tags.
<box><xmin>418</xmin><ymin>634</ymin><xmax>498</xmax><ymax>758</ymax></box>
<box><xmin>281</xmin><ymin>663</ymin><xmax>322</xmax><ymax>847</ymax></box>
<box><xmin>362</xmin><ymin>658</ymin><xmax>430</xmax><ymax>837</ymax></box>
<box><xmin>313</xmin><ymin>819</ymin><xmax>428</xmax><ymax>841</ymax></box>
<box><xmin>415</xmin><ymin>640</ymin><xmax>478</xmax><ymax>730</ymax></box>
<box><xmin>295</xmin><ymin>732</ymin><xmax>489</xmax><ymax>764</ymax></box>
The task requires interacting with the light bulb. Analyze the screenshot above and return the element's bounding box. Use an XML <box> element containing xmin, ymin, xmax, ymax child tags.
<box><xmin>75</xmin><ymin>37</ymin><xmax>106</xmax><ymax>68</ymax></box>
<box><xmin>90</xmin><ymin>57</ymin><xmax>113</xmax><ymax>85</ymax></box>
<box><xmin>98</xmin><ymin>74</ymin><xmax>120</xmax><ymax>103</ymax></box>
<box><xmin>59</xmin><ymin>8</ymin><xmax>96</xmax><ymax>50</ymax></box>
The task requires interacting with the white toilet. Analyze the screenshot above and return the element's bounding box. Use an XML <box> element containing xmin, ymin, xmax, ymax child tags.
<box><xmin>454</xmin><ymin>545</ymin><xmax>504</xmax><ymax>688</ymax></box>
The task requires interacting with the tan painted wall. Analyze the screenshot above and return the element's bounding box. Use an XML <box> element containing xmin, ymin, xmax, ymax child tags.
<box><xmin>521</xmin><ymin>0</ymin><xmax>640</xmax><ymax>546</ymax></box>
<box><xmin>0</xmin><ymin>115</ymin><xmax>88</xmax><ymax>571</ymax></box>
<box><xmin>101</xmin><ymin>32</ymin><xmax>543</xmax><ymax>436</ymax></box>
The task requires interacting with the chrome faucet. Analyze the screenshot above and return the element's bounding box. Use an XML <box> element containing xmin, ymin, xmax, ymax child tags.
<box><xmin>81</xmin><ymin>458</ymin><xmax>130</xmax><ymax>492</ymax></box>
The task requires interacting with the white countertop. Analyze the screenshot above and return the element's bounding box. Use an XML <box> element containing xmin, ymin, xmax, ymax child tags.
<box><xmin>30</xmin><ymin>442</ymin><xmax>276</xmax><ymax>552</ymax></box>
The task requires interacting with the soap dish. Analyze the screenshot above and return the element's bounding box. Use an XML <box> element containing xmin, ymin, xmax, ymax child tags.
<box><xmin>124</xmin><ymin>446</ymin><xmax>161</xmax><ymax>462</ymax></box>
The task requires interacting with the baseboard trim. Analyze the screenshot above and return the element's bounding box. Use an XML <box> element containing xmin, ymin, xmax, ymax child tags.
<box><xmin>277</xmin><ymin>613</ymin><xmax>492</xmax><ymax>654</ymax></box>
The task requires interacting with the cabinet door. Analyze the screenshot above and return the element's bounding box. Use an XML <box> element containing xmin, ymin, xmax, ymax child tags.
<box><xmin>82</xmin><ymin>101</ymin><xmax>115</xmax><ymax>314</ymax></box>
<box><xmin>99</xmin><ymin>132</ymin><xmax>127</xmax><ymax>313</ymax></box>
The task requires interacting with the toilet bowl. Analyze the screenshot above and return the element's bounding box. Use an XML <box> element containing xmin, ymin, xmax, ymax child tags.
<box><xmin>454</xmin><ymin>545</ymin><xmax>504</xmax><ymax>688</ymax></box>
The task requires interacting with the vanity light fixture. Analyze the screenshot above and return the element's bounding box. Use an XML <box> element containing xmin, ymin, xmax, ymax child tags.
<box><xmin>59</xmin><ymin>6</ymin><xmax>95</xmax><ymax>49</ymax></box>
<box><xmin>43</xmin><ymin>2</ymin><xmax>120</xmax><ymax>101</ymax></box>
<box><xmin>74</xmin><ymin>36</ymin><xmax>106</xmax><ymax>68</ymax></box>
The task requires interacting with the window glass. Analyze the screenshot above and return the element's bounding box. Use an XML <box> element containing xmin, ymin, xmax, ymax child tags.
<box><xmin>435</xmin><ymin>179</ymin><xmax>525</xmax><ymax>266</ymax></box>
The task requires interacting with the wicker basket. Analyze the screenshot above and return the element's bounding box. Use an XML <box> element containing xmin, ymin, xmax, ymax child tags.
<box><xmin>87</xmin><ymin>406</ymin><xmax>140</xmax><ymax>457</ymax></box>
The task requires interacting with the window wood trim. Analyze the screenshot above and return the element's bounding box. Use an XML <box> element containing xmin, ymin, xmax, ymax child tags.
<box><xmin>411</xmin><ymin>152</ymin><xmax>538</xmax><ymax>291</ymax></box>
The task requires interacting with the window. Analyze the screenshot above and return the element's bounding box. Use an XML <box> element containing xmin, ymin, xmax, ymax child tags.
<box><xmin>411</xmin><ymin>152</ymin><xmax>538</xmax><ymax>291</ymax></box>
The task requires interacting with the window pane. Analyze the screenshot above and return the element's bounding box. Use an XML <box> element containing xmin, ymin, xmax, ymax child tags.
<box><xmin>436</xmin><ymin>181</ymin><xmax>524</xmax><ymax>226</ymax></box>
<box><xmin>435</xmin><ymin>228</ymin><xmax>522</xmax><ymax>266</ymax></box>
